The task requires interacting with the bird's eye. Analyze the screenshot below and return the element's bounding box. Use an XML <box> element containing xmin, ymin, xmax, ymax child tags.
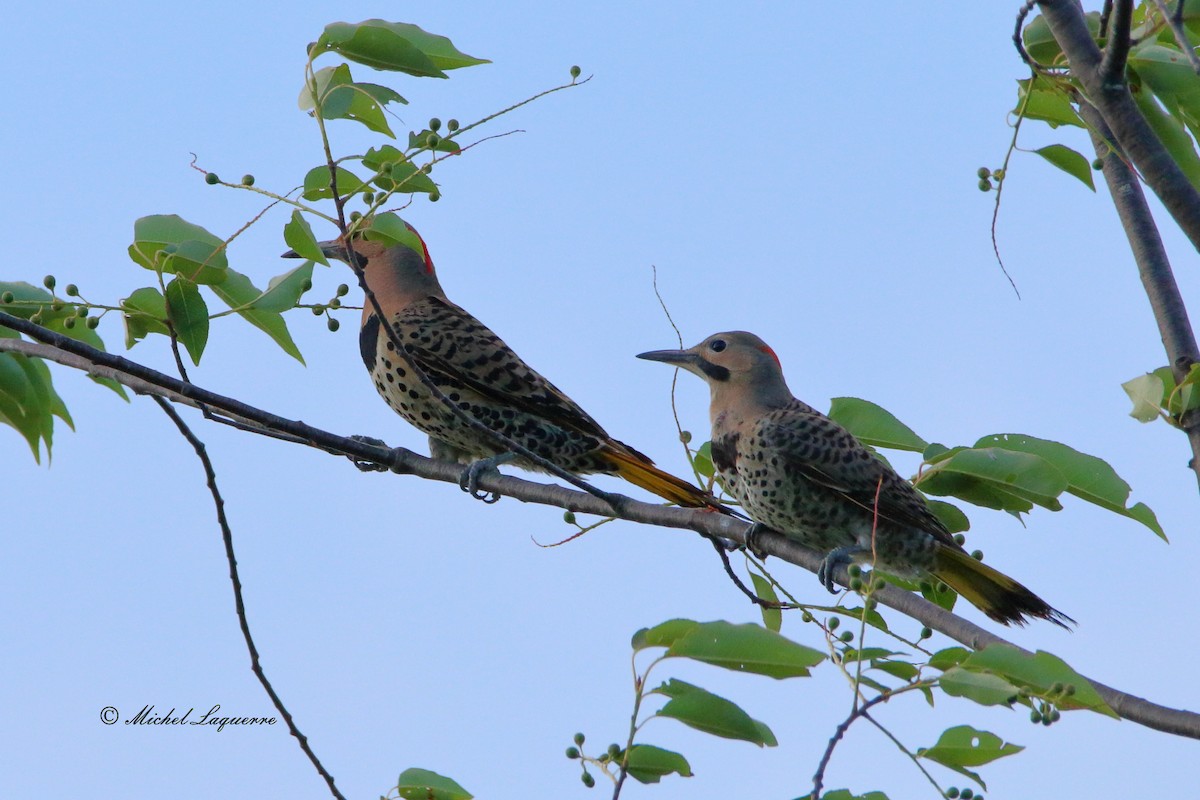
<box><xmin>709</xmin><ymin>339</ymin><xmax>726</xmax><ymax>353</ymax></box>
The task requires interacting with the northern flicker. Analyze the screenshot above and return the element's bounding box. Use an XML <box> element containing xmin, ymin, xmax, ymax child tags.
<box><xmin>283</xmin><ymin>223</ymin><xmax>720</xmax><ymax>510</ymax></box>
<box><xmin>639</xmin><ymin>331</ymin><xmax>1072</xmax><ymax>627</ymax></box>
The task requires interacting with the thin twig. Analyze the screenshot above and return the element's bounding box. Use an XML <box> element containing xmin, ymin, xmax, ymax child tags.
<box><xmin>1151</xmin><ymin>0</ymin><xmax>1200</xmax><ymax>73</ymax></box>
<box><xmin>152</xmin><ymin>397</ymin><xmax>345</xmax><ymax>800</ymax></box>
<box><xmin>810</xmin><ymin>692</ymin><xmax>893</xmax><ymax>800</ymax></box>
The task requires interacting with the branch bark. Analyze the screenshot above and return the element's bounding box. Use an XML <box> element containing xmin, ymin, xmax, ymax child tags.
<box><xmin>1037</xmin><ymin>0</ymin><xmax>1200</xmax><ymax>250</ymax></box>
<box><xmin>1</xmin><ymin>310</ymin><xmax>1197</xmax><ymax>739</ymax></box>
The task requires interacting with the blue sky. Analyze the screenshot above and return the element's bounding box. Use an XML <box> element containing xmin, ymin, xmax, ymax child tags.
<box><xmin>3</xmin><ymin>2</ymin><xmax>1197</xmax><ymax>798</ymax></box>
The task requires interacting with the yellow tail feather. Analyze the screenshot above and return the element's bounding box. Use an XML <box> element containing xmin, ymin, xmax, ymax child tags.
<box><xmin>603</xmin><ymin>447</ymin><xmax>724</xmax><ymax>511</ymax></box>
<box><xmin>932</xmin><ymin>545</ymin><xmax>1073</xmax><ymax>629</ymax></box>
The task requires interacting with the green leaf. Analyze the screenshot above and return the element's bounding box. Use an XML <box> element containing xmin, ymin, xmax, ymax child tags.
<box><xmin>121</xmin><ymin>286</ymin><xmax>171</xmax><ymax>348</ymax></box>
<box><xmin>632</xmin><ymin>619</ymin><xmax>699</xmax><ymax>652</ymax></box>
<box><xmin>1014</xmin><ymin>75</ymin><xmax>1083</xmax><ymax>128</ymax></box>
<box><xmin>314</xmin><ymin>20</ymin><xmax>488</xmax><ymax>77</ymax></box>
<box><xmin>299</xmin><ymin>64</ymin><xmax>405</xmax><ymax>137</ymax></box>
<box><xmin>251</xmin><ymin>263</ymin><xmax>314</xmax><ymax>312</ymax></box>
<box><xmin>360</xmin><ymin>146</ymin><xmax>438</xmax><ymax>194</ymax></box>
<box><xmin>1022</xmin><ymin>11</ymin><xmax>1100</xmax><ymax>64</ymax></box>
<box><xmin>918</xmin><ymin>725</ymin><xmax>1023</xmax><ymax>789</ymax></box>
<box><xmin>1130</xmin><ymin>44</ymin><xmax>1200</xmax><ymax>139</ymax></box>
<box><xmin>939</xmin><ymin>667</ymin><xmax>1020</xmax><ymax>707</ymax></box>
<box><xmin>1122</xmin><ymin>371</ymin><xmax>1166</xmax><ymax>422</ymax></box>
<box><xmin>821</xmin><ymin>791</ymin><xmax>891</xmax><ymax>800</ymax></box>
<box><xmin>924</xmin><ymin>498</ymin><xmax>970</xmax><ymax>533</ymax></box>
<box><xmin>748</xmin><ymin>570</ymin><xmax>782</xmax><ymax>632</ymax></box>
<box><xmin>127</xmin><ymin>215</ymin><xmax>228</xmax><ymax>285</ymax></box>
<box><xmin>395</xmin><ymin>767</ymin><xmax>472</xmax><ymax>800</ymax></box>
<box><xmin>918</xmin><ymin>447</ymin><xmax>1067</xmax><ymax>513</ymax></box>
<box><xmin>408</xmin><ymin>128</ymin><xmax>462</xmax><ymax>154</ymax></box>
<box><xmin>0</xmin><ymin>332</ymin><xmax>58</xmax><ymax>462</ymax></box>
<box><xmin>927</xmin><ymin>646</ymin><xmax>970</xmax><ymax>671</ymax></box>
<box><xmin>623</xmin><ymin>744</ymin><xmax>693</xmax><ymax>784</ymax></box>
<box><xmin>302</xmin><ymin>165</ymin><xmax>366</xmax><ymax>201</ymax></box>
<box><xmin>1129</xmin><ymin>78</ymin><xmax>1200</xmax><ymax>190</ymax></box>
<box><xmin>283</xmin><ymin>211</ymin><xmax>328</xmax><ymax>266</ymax></box>
<box><xmin>693</xmin><ymin>440</ymin><xmax>715</xmax><ymax>480</ymax></box>
<box><xmin>961</xmin><ymin>645</ymin><xmax>1117</xmax><ymax>717</ymax></box>
<box><xmin>1033</xmin><ymin>144</ymin><xmax>1095</xmax><ymax>191</ymax></box>
<box><xmin>828</xmin><ymin>397</ymin><xmax>927</xmax><ymax>452</ymax></box>
<box><xmin>164</xmin><ymin>278</ymin><xmax>210</xmax><ymax>366</ymax></box>
<box><xmin>973</xmin><ymin>433</ymin><xmax>1165</xmax><ymax>540</ymax></box>
<box><xmin>652</xmin><ymin>679</ymin><xmax>777</xmax><ymax>746</ymax></box>
<box><xmin>663</xmin><ymin>620</ymin><xmax>824</xmax><ymax>678</ymax></box>
<box><xmin>208</xmin><ymin>269</ymin><xmax>304</xmax><ymax>363</ymax></box>
<box><xmin>361</xmin><ymin>212</ymin><xmax>428</xmax><ymax>257</ymax></box>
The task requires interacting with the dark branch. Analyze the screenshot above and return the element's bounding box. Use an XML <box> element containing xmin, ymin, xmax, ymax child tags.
<box><xmin>1</xmin><ymin>311</ymin><xmax>1198</xmax><ymax>739</ymax></box>
<box><xmin>152</xmin><ymin>397</ymin><xmax>346</xmax><ymax>800</ymax></box>
<box><xmin>810</xmin><ymin>692</ymin><xmax>894</xmax><ymax>800</ymax></box>
<box><xmin>1151</xmin><ymin>0</ymin><xmax>1200</xmax><ymax>73</ymax></box>
<box><xmin>1099</xmin><ymin>0</ymin><xmax>1133</xmax><ymax>84</ymax></box>
<box><xmin>1076</xmin><ymin>99</ymin><xmax>1200</xmax><ymax>488</ymax></box>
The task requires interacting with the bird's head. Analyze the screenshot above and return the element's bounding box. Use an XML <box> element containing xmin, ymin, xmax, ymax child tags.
<box><xmin>638</xmin><ymin>331</ymin><xmax>792</xmax><ymax>407</ymax></box>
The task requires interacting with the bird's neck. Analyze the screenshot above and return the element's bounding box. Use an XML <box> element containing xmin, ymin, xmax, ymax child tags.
<box><xmin>708</xmin><ymin>379</ymin><xmax>794</xmax><ymax>429</ymax></box>
<box><xmin>361</xmin><ymin>261</ymin><xmax>448</xmax><ymax>317</ymax></box>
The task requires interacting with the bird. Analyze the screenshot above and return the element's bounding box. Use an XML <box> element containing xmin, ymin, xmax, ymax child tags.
<box><xmin>638</xmin><ymin>330</ymin><xmax>1073</xmax><ymax>627</ymax></box>
<box><xmin>282</xmin><ymin>219</ymin><xmax>722</xmax><ymax>510</ymax></box>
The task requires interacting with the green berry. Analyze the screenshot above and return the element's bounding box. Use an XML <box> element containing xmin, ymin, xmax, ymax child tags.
<box><xmin>953</xmin><ymin>534</ymin><xmax>966</xmax><ymax>545</ymax></box>
<box><xmin>947</xmin><ymin>789</ymin><xmax>960</xmax><ymax>799</ymax></box>
<box><xmin>86</xmin><ymin>316</ymin><xmax>100</xmax><ymax>329</ymax></box>
<box><xmin>336</xmin><ymin>284</ymin><xmax>349</xmax><ymax>297</ymax></box>
<box><xmin>362</xmin><ymin>191</ymin><xmax>375</xmax><ymax>204</ymax></box>
<box><xmin>828</xmin><ymin>617</ymin><xmax>840</xmax><ymax>631</ymax></box>
<box><xmin>993</xmin><ymin>168</ymin><xmax>1005</xmax><ymax>179</ymax></box>
<box><xmin>429</xmin><ymin>117</ymin><xmax>441</xmax><ymax>132</ymax></box>
<box><xmin>563</xmin><ymin>511</ymin><xmax>577</xmax><ymax>525</ymax></box>
<box><xmin>1051</xmin><ymin>682</ymin><xmax>1064</xmax><ymax>694</ymax></box>
<box><xmin>801</xmin><ymin>611</ymin><xmax>814</xmax><ymax>623</ymax></box>
<box><xmin>421</xmin><ymin>163</ymin><xmax>433</xmax><ymax>174</ymax></box>
<box><xmin>976</xmin><ymin>167</ymin><xmax>990</xmax><ymax>179</ymax></box>
<box><xmin>429</xmin><ymin>191</ymin><xmax>441</xmax><ymax>202</ymax></box>
<box><xmin>936</xmin><ymin>581</ymin><xmax>949</xmax><ymax>593</ymax></box>
<box><xmin>1030</xmin><ymin>710</ymin><xmax>1042</xmax><ymax>723</ymax></box>
<box><xmin>573</xmin><ymin>732</ymin><xmax>585</xmax><ymax>746</ymax></box>
<box><xmin>920</xmin><ymin>626</ymin><xmax>932</xmax><ymax>639</ymax></box>
<box><xmin>301</xmin><ymin>279</ymin><xmax>313</xmax><ymax>292</ymax></box>
<box><xmin>848</xmin><ymin>564</ymin><xmax>862</xmax><ymax>577</ymax></box>
<box><xmin>447</xmin><ymin>118</ymin><xmax>460</xmax><ymax>132</ymax></box>
<box><xmin>427</xmin><ymin>133</ymin><xmax>440</xmax><ymax>147</ymax></box>
<box><xmin>1092</xmin><ymin>158</ymin><xmax>1104</xmax><ymax>170</ymax></box>
<box><xmin>607</xmin><ymin>743</ymin><xmax>620</xmax><ymax>759</ymax></box>
<box><xmin>1006</xmin><ymin>694</ymin><xmax>1019</xmax><ymax>705</ymax></box>
<box><xmin>1065</xmin><ymin>684</ymin><xmax>1076</xmax><ymax>696</ymax></box>
<box><xmin>570</xmin><ymin>65</ymin><xmax>581</xmax><ymax>78</ymax></box>
<box><xmin>839</xmin><ymin>631</ymin><xmax>854</xmax><ymax>643</ymax></box>
<box><xmin>1</xmin><ymin>291</ymin><xmax>14</xmax><ymax>304</ymax></box>
<box><xmin>1049</xmin><ymin>709</ymin><xmax>1061</xmax><ymax>722</ymax></box>
<box><xmin>327</xmin><ymin>318</ymin><xmax>340</xmax><ymax>332</ymax></box>
<box><xmin>241</xmin><ymin>174</ymin><xmax>255</xmax><ymax>186</ymax></box>
<box><xmin>581</xmin><ymin>772</ymin><xmax>594</xmax><ymax>788</ymax></box>
<box><xmin>43</xmin><ymin>275</ymin><xmax>56</xmax><ymax>290</ymax></box>
<box><xmin>65</xmin><ymin>284</ymin><xmax>79</xmax><ymax>297</ymax></box>
<box><xmin>64</xmin><ymin>317</ymin><xmax>76</xmax><ymax>329</ymax></box>
<box><xmin>349</xmin><ymin>211</ymin><xmax>362</xmax><ymax>222</ymax></box>
<box><xmin>679</xmin><ymin>430</ymin><xmax>692</xmax><ymax>444</ymax></box>
<box><xmin>74</xmin><ymin>305</ymin><xmax>87</xmax><ymax>317</ymax></box>
<box><xmin>849</xmin><ymin>578</ymin><xmax>863</xmax><ymax>592</ymax></box>
<box><xmin>565</xmin><ymin>746</ymin><xmax>580</xmax><ymax>759</ymax></box>
<box><xmin>205</xmin><ymin>173</ymin><xmax>219</xmax><ymax>185</ymax></box>
<box><xmin>328</xmin><ymin>298</ymin><xmax>340</xmax><ymax>310</ymax></box>
<box><xmin>919</xmin><ymin>581</ymin><xmax>933</xmax><ymax>593</ymax></box>
<box><xmin>311</xmin><ymin>306</ymin><xmax>324</xmax><ymax>315</ymax></box>
<box><xmin>51</xmin><ymin>301</ymin><xmax>64</xmax><ymax>312</ymax></box>
<box><xmin>874</xmin><ymin>578</ymin><xmax>887</xmax><ymax>591</ymax></box>
<box><xmin>971</xmin><ymin>549</ymin><xmax>983</xmax><ymax>560</ymax></box>
<box><xmin>977</xmin><ymin>179</ymin><xmax>991</xmax><ymax>192</ymax></box>
<box><xmin>960</xmin><ymin>790</ymin><xmax>974</xmax><ymax>800</ymax></box>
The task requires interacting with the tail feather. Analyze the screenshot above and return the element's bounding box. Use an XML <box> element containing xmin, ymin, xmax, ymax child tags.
<box><xmin>933</xmin><ymin>546</ymin><xmax>1074</xmax><ymax>629</ymax></box>
<box><xmin>602</xmin><ymin>446</ymin><xmax>731</xmax><ymax>513</ymax></box>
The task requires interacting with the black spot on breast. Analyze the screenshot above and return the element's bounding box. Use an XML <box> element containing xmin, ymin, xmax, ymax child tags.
<box><xmin>360</xmin><ymin>314</ymin><xmax>380</xmax><ymax>371</ymax></box>
<box><xmin>711</xmin><ymin>433</ymin><xmax>740</xmax><ymax>473</ymax></box>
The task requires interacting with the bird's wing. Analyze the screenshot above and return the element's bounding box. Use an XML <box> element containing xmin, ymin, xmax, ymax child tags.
<box><xmin>389</xmin><ymin>297</ymin><xmax>613</xmax><ymax>440</ymax></box>
<box><xmin>757</xmin><ymin>404</ymin><xmax>954</xmax><ymax>544</ymax></box>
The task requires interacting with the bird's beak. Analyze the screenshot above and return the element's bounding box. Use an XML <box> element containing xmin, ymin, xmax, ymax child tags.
<box><xmin>636</xmin><ymin>348</ymin><xmax>701</xmax><ymax>368</ymax></box>
<box><xmin>281</xmin><ymin>239</ymin><xmax>349</xmax><ymax>260</ymax></box>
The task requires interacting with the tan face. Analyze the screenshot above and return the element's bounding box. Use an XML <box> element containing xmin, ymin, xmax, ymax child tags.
<box><xmin>638</xmin><ymin>330</ymin><xmax>783</xmax><ymax>385</ymax></box>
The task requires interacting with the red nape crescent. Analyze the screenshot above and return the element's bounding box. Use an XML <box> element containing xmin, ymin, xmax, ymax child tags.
<box><xmin>758</xmin><ymin>344</ymin><xmax>781</xmax><ymax>367</ymax></box>
<box><xmin>403</xmin><ymin>221</ymin><xmax>436</xmax><ymax>275</ymax></box>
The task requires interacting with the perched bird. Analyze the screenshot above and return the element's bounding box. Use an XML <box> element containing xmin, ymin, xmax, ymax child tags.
<box><xmin>638</xmin><ymin>331</ymin><xmax>1072</xmax><ymax>627</ymax></box>
<box><xmin>283</xmin><ymin>222</ymin><xmax>720</xmax><ymax>509</ymax></box>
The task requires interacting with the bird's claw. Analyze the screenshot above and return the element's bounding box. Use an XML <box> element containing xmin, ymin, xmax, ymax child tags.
<box><xmin>816</xmin><ymin>546</ymin><xmax>860</xmax><ymax>594</ymax></box>
<box><xmin>348</xmin><ymin>434</ymin><xmax>391</xmax><ymax>472</ymax></box>
<box><xmin>744</xmin><ymin>522</ymin><xmax>770</xmax><ymax>559</ymax></box>
<box><xmin>458</xmin><ymin>452</ymin><xmax>519</xmax><ymax>504</ymax></box>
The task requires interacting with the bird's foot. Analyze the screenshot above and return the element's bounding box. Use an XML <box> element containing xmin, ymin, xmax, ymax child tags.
<box><xmin>459</xmin><ymin>452</ymin><xmax>519</xmax><ymax>503</ymax></box>
<box><xmin>347</xmin><ymin>435</ymin><xmax>391</xmax><ymax>472</ymax></box>
<box><xmin>816</xmin><ymin>546</ymin><xmax>864</xmax><ymax>593</ymax></box>
<box><xmin>744</xmin><ymin>522</ymin><xmax>770</xmax><ymax>559</ymax></box>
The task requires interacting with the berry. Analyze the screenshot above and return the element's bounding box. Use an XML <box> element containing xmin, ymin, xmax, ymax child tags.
<box><xmin>362</xmin><ymin>191</ymin><xmax>375</xmax><ymax>204</ymax></box>
<box><xmin>75</xmin><ymin>305</ymin><xmax>87</xmax><ymax>317</ymax></box>
<box><xmin>839</xmin><ymin>631</ymin><xmax>854</xmax><ymax>642</ymax></box>
<box><xmin>64</xmin><ymin>317</ymin><xmax>76</xmax><ymax>329</ymax></box>
<box><xmin>327</xmin><ymin>318</ymin><xmax>340</xmax><ymax>332</ymax></box>
<box><xmin>565</xmin><ymin>747</ymin><xmax>580</xmax><ymax>760</ymax></box>
<box><xmin>574</xmin><ymin>732</ymin><xmax>585</xmax><ymax>746</ymax></box>
<box><xmin>960</xmin><ymin>790</ymin><xmax>974</xmax><ymax>800</ymax></box>
<box><xmin>953</xmin><ymin>534</ymin><xmax>965</xmax><ymax>545</ymax></box>
<box><xmin>801</xmin><ymin>611</ymin><xmax>814</xmax><ymax>623</ymax></box>
<box><xmin>65</xmin><ymin>284</ymin><xmax>79</xmax><ymax>297</ymax></box>
<box><xmin>849</xmin><ymin>578</ymin><xmax>863</xmax><ymax>592</ymax></box>
<box><xmin>329</xmin><ymin>298</ymin><xmax>341</xmax><ymax>309</ymax></box>
<box><xmin>2</xmin><ymin>291</ymin><xmax>14</xmax><ymax>304</ymax></box>
<box><xmin>993</xmin><ymin>168</ymin><xmax>1005</xmax><ymax>179</ymax></box>
<box><xmin>607</xmin><ymin>744</ymin><xmax>620</xmax><ymax>759</ymax></box>
<box><xmin>971</xmin><ymin>550</ymin><xmax>983</xmax><ymax>560</ymax></box>
<box><xmin>978</xmin><ymin>179</ymin><xmax>991</xmax><ymax>192</ymax></box>
<box><xmin>581</xmin><ymin>772</ymin><xmax>594</xmax><ymax>788</ymax></box>
<box><xmin>976</xmin><ymin>167</ymin><xmax>991</xmax><ymax>179</ymax></box>
<box><xmin>1065</xmin><ymin>684</ymin><xmax>1076</xmax><ymax>696</ymax></box>
<box><xmin>429</xmin><ymin>117</ymin><xmax>441</xmax><ymax>132</ymax></box>
<box><xmin>848</xmin><ymin>564</ymin><xmax>862</xmax><ymax>577</ymax></box>
<box><xmin>563</xmin><ymin>511</ymin><xmax>577</xmax><ymax>525</ymax></box>
<box><xmin>43</xmin><ymin>275</ymin><xmax>56</xmax><ymax>290</ymax></box>
<box><xmin>311</xmin><ymin>306</ymin><xmax>324</xmax><ymax>316</ymax></box>
<box><xmin>1030</xmin><ymin>710</ymin><xmax>1043</xmax><ymax>723</ymax></box>
<box><xmin>947</xmin><ymin>789</ymin><xmax>960</xmax><ymax>799</ymax></box>
<box><xmin>429</xmin><ymin>191</ymin><xmax>441</xmax><ymax>202</ymax></box>
<box><xmin>86</xmin><ymin>317</ymin><xmax>100</xmax><ymax>329</ymax></box>
<box><xmin>1092</xmin><ymin>158</ymin><xmax>1104</xmax><ymax>170</ymax></box>
<box><xmin>920</xmin><ymin>627</ymin><xmax>932</xmax><ymax>639</ymax></box>
<box><xmin>301</xmin><ymin>279</ymin><xmax>313</xmax><ymax>292</ymax></box>
<box><xmin>679</xmin><ymin>430</ymin><xmax>692</xmax><ymax>443</ymax></box>
<box><xmin>349</xmin><ymin>211</ymin><xmax>362</xmax><ymax>222</ymax></box>
<box><xmin>422</xmin><ymin>164</ymin><xmax>433</xmax><ymax>174</ymax></box>
<box><xmin>51</xmin><ymin>301</ymin><xmax>64</xmax><ymax>312</ymax></box>
<box><xmin>205</xmin><ymin>173</ymin><xmax>220</xmax><ymax>185</ymax></box>
<box><xmin>336</xmin><ymin>284</ymin><xmax>350</xmax><ymax>297</ymax></box>
<box><xmin>447</xmin><ymin>119</ymin><xmax>460</xmax><ymax>131</ymax></box>
<box><xmin>426</xmin><ymin>133</ymin><xmax>440</xmax><ymax>147</ymax></box>
<box><xmin>828</xmin><ymin>617</ymin><xmax>840</xmax><ymax>631</ymax></box>
<box><xmin>241</xmin><ymin>174</ymin><xmax>255</xmax><ymax>186</ymax></box>
<box><xmin>570</xmin><ymin>65</ymin><xmax>581</xmax><ymax>78</ymax></box>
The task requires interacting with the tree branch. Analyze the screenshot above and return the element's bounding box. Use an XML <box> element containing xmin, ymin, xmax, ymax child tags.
<box><xmin>1037</xmin><ymin>0</ymin><xmax>1200</xmax><ymax>250</ymax></box>
<box><xmin>1</xmin><ymin>310</ymin><xmax>1198</xmax><ymax>739</ymax></box>
<box><xmin>1076</xmin><ymin>98</ymin><xmax>1200</xmax><ymax>488</ymax></box>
